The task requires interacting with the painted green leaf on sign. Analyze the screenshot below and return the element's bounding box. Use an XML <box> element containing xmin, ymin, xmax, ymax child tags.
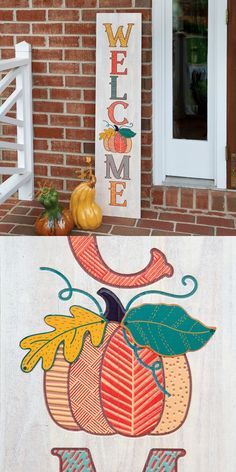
<box><xmin>122</xmin><ymin>304</ymin><xmax>216</xmax><ymax>356</ymax></box>
<box><xmin>119</xmin><ymin>128</ymin><xmax>136</xmax><ymax>138</ymax></box>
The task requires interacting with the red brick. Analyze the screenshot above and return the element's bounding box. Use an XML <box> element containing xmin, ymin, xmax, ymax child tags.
<box><xmin>33</xmin><ymin>114</ymin><xmax>48</xmax><ymax>125</ymax></box>
<box><xmin>2</xmin><ymin>215</ymin><xmax>36</xmax><ymax>225</ymax></box>
<box><xmin>197</xmin><ymin>216</ymin><xmax>234</xmax><ymax>228</ymax></box>
<box><xmin>51</xmin><ymin>115</ymin><xmax>81</xmax><ymax>127</ymax></box>
<box><xmin>35</xmin><ymin>152</ymin><xmax>64</xmax><ymax>165</ymax></box>
<box><xmin>137</xmin><ymin>220</ymin><xmax>174</xmax><ymax>231</ymax></box>
<box><xmin>0</xmin><ymin>223</ymin><xmax>15</xmax><ymax>233</ymax></box>
<box><xmin>65</xmin><ymin>0</ymin><xmax>96</xmax><ymax>6</ymax></box>
<box><xmin>33</xmin><ymin>75</ymin><xmax>63</xmax><ymax>87</ymax></box>
<box><xmin>227</xmin><ymin>193</ymin><xmax>236</xmax><ymax>212</ymax></box>
<box><xmin>64</xmin><ymin>23</ymin><xmax>95</xmax><ymax>35</ymax></box>
<box><xmin>34</xmin><ymin>139</ymin><xmax>49</xmax><ymax>150</ymax></box>
<box><xmin>33</xmin><ymin>49</ymin><xmax>63</xmax><ymax>61</ymax></box>
<box><xmin>32</xmin><ymin>0</ymin><xmax>62</xmax><ymax>5</ymax></box>
<box><xmin>51</xmin><ymin>89</ymin><xmax>81</xmax><ymax>101</ymax></box>
<box><xmin>0</xmin><ymin>11</ymin><xmax>13</xmax><ymax>20</ymax></box>
<box><xmin>152</xmin><ymin>230</ymin><xmax>191</xmax><ymax>236</ymax></box>
<box><xmin>176</xmin><ymin>223</ymin><xmax>214</xmax><ymax>236</ymax></box>
<box><xmin>64</xmin><ymin>50</ymin><xmax>96</xmax><ymax>62</ymax></box>
<box><xmin>51</xmin><ymin>141</ymin><xmax>81</xmax><ymax>153</ymax></box>
<box><xmin>17</xmin><ymin>35</ymin><xmax>46</xmax><ymax>46</ymax></box>
<box><xmin>102</xmin><ymin>216</ymin><xmax>136</xmax><ymax>226</ymax></box>
<box><xmin>34</xmin><ymin>165</ymin><xmax>48</xmax><ymax>176</ymax></box>
<box><xmin>83</xmin><ymin>117</ymin><xmax>95</xmax><ymax>128</ymax></box>
<box><xmin>0</xmin><ymin>0</ymin><xmax>28</xmax><ymax>7</ymax></box>
<box><xmin>211</xmin><ymin>191</ymin><xmax>225</xmax><ymax>212</ymax></box>
<box><xmin>166</xmin><ymin>188</ymin><xmax>179</xmax><ymax>207</ymax></box>
<box><xmin>34</xmin><ymin>101</ymin><xmax>64</xmax><ymax>113</ymax></box>
<box><xmin>10</xmin><ymin>226</ymin><xmax>38</xmax><ymax>236</ymax></box>
<box><xmin>66</xmin><ymin>103</ymin><xmax>95</xmax><ymax>115</ymax></box>
<box><xmin>34</xmin><ymin>127</ymin><xmax>64</xmax><ymax>139</ymax></box>
<box><xmin>49</xmin><ymin>63</ymin><xmax>80</xmax><ymax>75</ymax></box>
<box><xmin>159</xmin><ymin>212</ymin><xmax>195</xmax><ymax>223</ymax></box>
<box><xmin>84</xmin><ymin>90</ymin><xmax>95</xmax><ymax>101</ymax></box>
<box><xmin>48</xmin><ymin>9</ymin><xmax>80</xmax><ymax>21</ymax></box>
<box><xmin>49</xmin><ymin>36</ymin><xmax>80</xmax><ymax>48</ymax></box>
<box><xmin>0</xmin><ymin>36</ymin><xmax>14</xmax><ymax>47</ymax></box>
<box><xmin>51</xmin><ymin>167</ymin><xmax>77</xmax><ymax>179</ymax></box>
<box><xmin>196</xmin><ymin>190</ymin><xmax>209</xmax><ymax>210</ymax></box>
<box><xmin>141</xmin><ymin>210</ymin><xmax>158</xmax><ymax>219</ymax></box>
<box><xmin>216</xmin><ymin>228</ymin><xmax>236</xmax><ymax>235</ymax></box>
<box><xmin>82</xmin><ymin>37</ymin><xmax>96</xmax><ymax>48</ymax></box>
<box><xmin>16</xmin><ymin>10</ymin><xmax>46</xmax><ymax>21</ymax></box>
<box><xmin>181</xmin><ymin>188</ymin><xmax>194</xmax><ymax>209</ymax></box>
<box><xmin>152</xmin><ymin>188</ymin><xmax>164</xmax><ymax>206</ymax></box>
<box><xmin>65</xmin><ymin>76</ymin><xmax>95</xmax><ymax>88</ymax></box>
<box><xmin>100</xmin><ymin>0</ymin><xmax>132</xmax><ymax>6</ymax></box>
<box><xmin>111</xmin><ymin>226</ymin><xmax>150</xmax><ymax>236</ymax></box>
<box><xmin>1</xmin><ymin>23</ymin><xmax>30</xmax><ymax>34</ymax></box>
<box><xmin>33</xmin><ymin>89</ymin><xmax>48</xmax><ymax>99</ymax></box>
<box><xmin>32</xmin><ymin>23</ymin><xmax>62</xmax><ymax>34</ymax></box>
<box><xmin>66</xmin><ymin>129</ymin><xmax>95</xmax><ymax>141</ymax></box>
<box><xmin>32</xmin><ymin>62</ymin><xmax>47</xmax><ymax>74</ymax></box>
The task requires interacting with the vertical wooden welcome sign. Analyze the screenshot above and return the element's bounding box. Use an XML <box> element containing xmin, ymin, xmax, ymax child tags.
<box><xmin>95</xmin><ymin>14</ymin><xmax>142</xmax><ymax>219</ymax></box>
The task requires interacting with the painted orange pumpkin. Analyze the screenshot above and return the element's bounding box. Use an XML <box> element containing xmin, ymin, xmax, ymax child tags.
<box><xmin>100</xmin><ymin>125</ymin><xmax>136</xmax><ymax>154</ymax></box>
<box><xmin>44</xmin><ymin>291</ymin><xmax>191</xmax><ymax>438</ymax></box>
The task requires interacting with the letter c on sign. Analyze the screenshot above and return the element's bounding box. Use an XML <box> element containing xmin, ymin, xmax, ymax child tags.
<box><xmin>68</xmin><ymin>236</ymin><xmax>173</xmax><ymax>288</ymax></box>
<box><xmin>107</xmin><ymin>101</ymin><xmax>129</xmax><ymax>126</ymax></box>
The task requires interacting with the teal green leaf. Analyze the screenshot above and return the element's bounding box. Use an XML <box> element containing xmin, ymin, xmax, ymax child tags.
<box><xmin>122</xmin><ymin>304</ymin><xmax>216</xmax><ymax>356</ymax></box>
<box><xmin>119</xmin><ymin>128</ymin><xmax>136</xmax><ymax>138</ymax></box>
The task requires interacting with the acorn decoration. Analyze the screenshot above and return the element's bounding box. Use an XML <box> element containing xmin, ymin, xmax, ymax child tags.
<box><xmin>70</xmin><ymin>157</ymin><xmax>103</xmax><ymax>231</ymax></box>
<box><xmin>35</xmin><ymin>186</ymin><xmax>74</xmax><ymax>236</ymax></box>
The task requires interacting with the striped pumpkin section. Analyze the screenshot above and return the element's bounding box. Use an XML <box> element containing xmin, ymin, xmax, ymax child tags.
<box><xmin>69</xmin><ymin>236</ymin><xmax>173</xmax><ymax>288</ymax></box>
<box><xmin>152</xmin><ymin>355</ymin><xmax>191</xmax><ymax>435</ymax></box>
<box><xmin>68</xmin><ymin>322</ymin><xmax>117</xmax><ymax>435</ymax></box>
<box><xmin>100</xmin><ymin>327</ymin><xmax>165</xmax><ymax>437</ymax></box>
<box><xmin>44</xmin><ymin>346</ymin><xmax>79</xmax><ymax>431</ymax></box>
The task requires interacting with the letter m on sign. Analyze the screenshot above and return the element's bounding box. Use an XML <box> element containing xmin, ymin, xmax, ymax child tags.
<box><xmin>52</xmin><ymin>448</ymin><xmax>186</xmax><ymax>471</ymax></box>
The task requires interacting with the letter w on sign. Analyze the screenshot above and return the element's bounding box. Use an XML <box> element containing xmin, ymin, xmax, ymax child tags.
<box><xmin>52</xmin><ymin>448</ymin><xmax>186</xmax><ymax>471</ymax></box>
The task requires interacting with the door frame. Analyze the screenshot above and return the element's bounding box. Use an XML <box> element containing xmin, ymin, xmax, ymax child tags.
<box><xmin>152</xmin><ymin>0</ymin><xmax>228</xmax><ymax>189</ymax></box>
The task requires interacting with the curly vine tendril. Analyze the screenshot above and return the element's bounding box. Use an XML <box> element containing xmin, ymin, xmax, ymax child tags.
<box><xmin>122</xmin><ymin>328</ymin><xmax>170</xmax><ymax>397</ymax></box>
<box><xmin>40</xmin><ymin>267</ymin><xmax>104</xmax><ymax>317</ymax></box>
<box><xmin>125</xmin><ymin>275</ymin><xmax>198</xmax><ymax>311</ymax></box>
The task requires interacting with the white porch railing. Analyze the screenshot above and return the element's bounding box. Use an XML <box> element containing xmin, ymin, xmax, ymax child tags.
<box><xmin>0</xmin><ymin>42</ymin><xmax>34</xmax><ymax>204</ymax></box>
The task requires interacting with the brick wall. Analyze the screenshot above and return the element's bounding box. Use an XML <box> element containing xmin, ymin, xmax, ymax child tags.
<box><xmin>0</xmin><ymin>0</ymin><xmax>153</xmax><ymax>209</ymax></box>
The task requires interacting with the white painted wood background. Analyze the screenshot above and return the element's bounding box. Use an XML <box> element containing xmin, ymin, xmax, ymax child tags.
<box><xmin>95</xmin><ymin>14</ymin><xmax>141</xmax><ymax>218</ymax></box>
<box><xmin>0</xmin><ymin>237</ymin><xmax>236</xmax><ymax>472</ymax></box>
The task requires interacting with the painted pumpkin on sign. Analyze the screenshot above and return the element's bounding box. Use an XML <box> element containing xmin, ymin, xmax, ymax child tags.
<box><xmin>43</xmin><ymin>290</ymin><xmax>192</xmax><ymax>437</ymax></box>
<box><xmin>99</xmin><ymin>124</ymin><xmax>136</xmax><ymax>154</ymax></box>
<box><xmin>20</xmin><ymin>286</ymin><xmax>215</xmax><ymax>438</ymax></box>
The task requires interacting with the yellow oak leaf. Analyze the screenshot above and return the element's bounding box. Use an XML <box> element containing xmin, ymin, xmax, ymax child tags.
<box><xmin>99</xmin><ymin>128</ymin><xmax>116</xmax><ymax>140</ymax></box>
<box><xmin>20</xmin><ymin>306</ymin><xmax>107</xmax><ymax>372</ymax></box>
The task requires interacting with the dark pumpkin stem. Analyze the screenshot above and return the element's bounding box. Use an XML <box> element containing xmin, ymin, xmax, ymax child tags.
<box><xmin>97</xmin><ymin>288</ymin><xmax>126</xmax><ymax>323</ymax></box>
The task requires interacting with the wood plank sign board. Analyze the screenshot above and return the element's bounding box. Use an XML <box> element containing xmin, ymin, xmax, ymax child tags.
<box><xmin>95</xmin><ymin>14</ymin><xmax>142</xmax><ymax>218</ymax></box>
<box><xmin>1</xmin><ymin>236</ymin><xmax>236</xmax><ymax>471</ymax></box>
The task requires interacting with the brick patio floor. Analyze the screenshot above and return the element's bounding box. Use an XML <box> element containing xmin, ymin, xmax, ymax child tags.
<box><xmin>1</xmin><ymin>197</ymin><xmax>236</xmax><ymax>236</ymax></box>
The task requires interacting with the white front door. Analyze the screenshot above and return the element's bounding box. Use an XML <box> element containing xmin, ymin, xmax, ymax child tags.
<box><xmin>153</xmin><ymin>0</ymin><xmax>227</xmax><ymax>187</ymax></box>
